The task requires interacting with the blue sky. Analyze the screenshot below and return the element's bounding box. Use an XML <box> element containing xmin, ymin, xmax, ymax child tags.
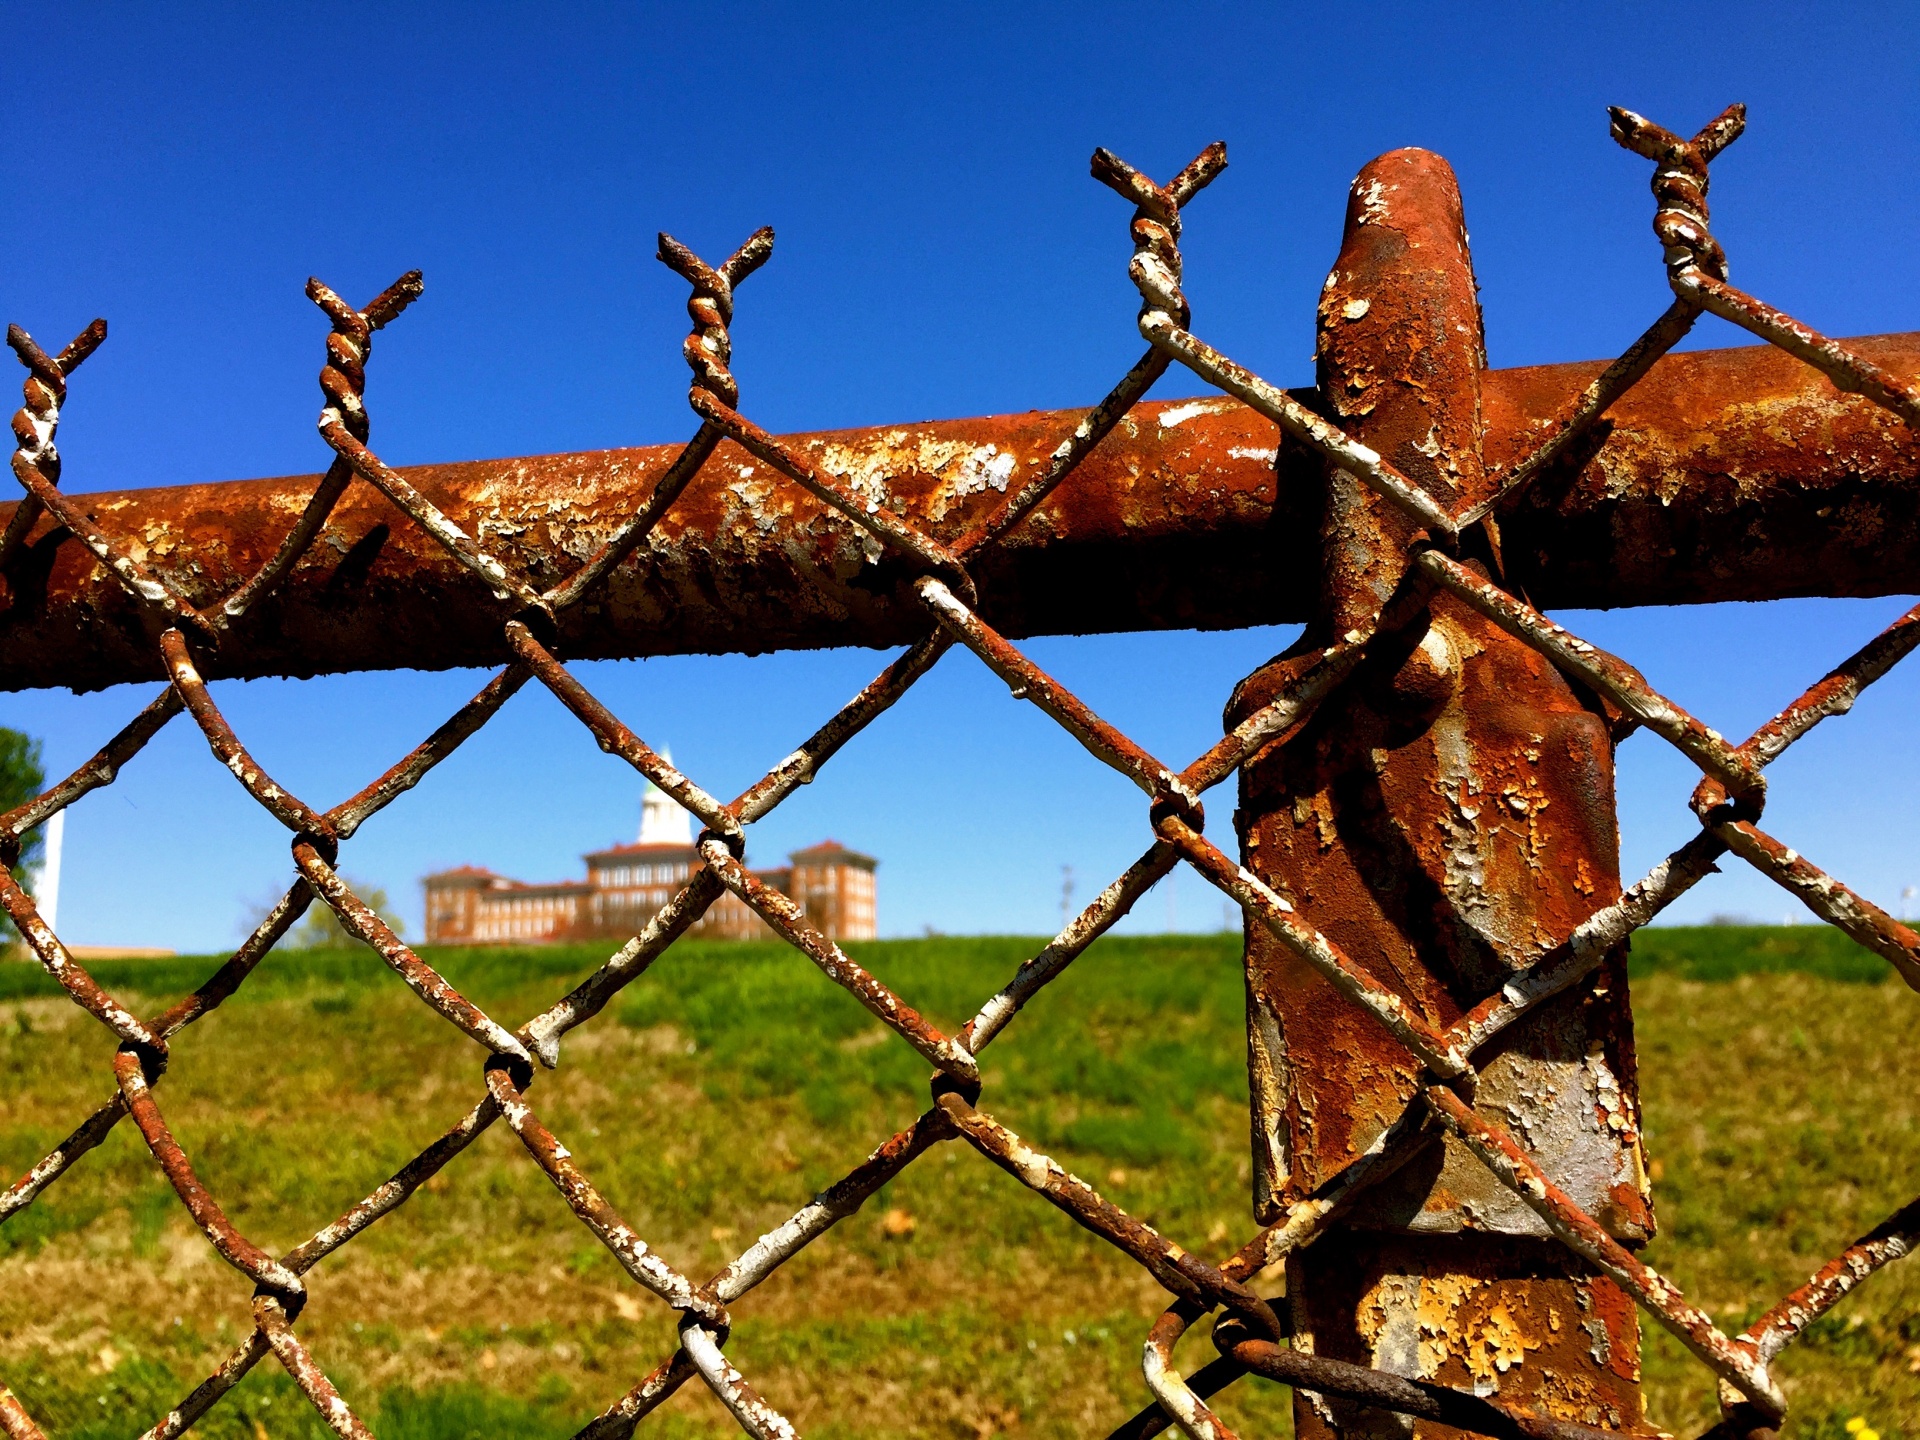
<box><xmin>4</xmin><ymin>5</ymin><xmax>1917</xmax><ymax>950</ymax></box>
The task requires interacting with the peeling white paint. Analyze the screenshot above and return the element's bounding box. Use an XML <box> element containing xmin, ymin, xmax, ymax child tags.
<box><xmin>1353</xmin><ymin>177</ymin><xmax>1390</xmax><ymax>226</ymax></box>
<box><xmin>1156</xmin><ymin>399</ymin><xmax>1232</xmax><ymax>430</ymax></box>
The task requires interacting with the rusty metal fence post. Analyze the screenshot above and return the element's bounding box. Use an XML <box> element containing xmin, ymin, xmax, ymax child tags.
<box><xmin>1</xmin><ymin>103</ymin><xmax>1916</xmax><ymax>1440</ymax></box>
<box><xmin>1238</xmin><ymin>148</ymin><xmax>1648</xmax><ymax>1437</ymax></box>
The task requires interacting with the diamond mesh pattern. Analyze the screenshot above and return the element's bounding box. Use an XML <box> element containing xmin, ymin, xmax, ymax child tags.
<box><xmin>1</xmin><ymin>106</ymin><xmax>1915</xmax><ymax>1440</ymax></box>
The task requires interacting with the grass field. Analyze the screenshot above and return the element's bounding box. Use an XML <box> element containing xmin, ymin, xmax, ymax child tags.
<box><xmin>1</xmin><ymin>926</ymin><xmax>1914</xmax><ymax>1439</ymax></box>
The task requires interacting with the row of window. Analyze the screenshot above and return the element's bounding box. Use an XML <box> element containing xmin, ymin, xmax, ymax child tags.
<box><xmin>594</xmin><ymin>861</ymin><xmax>693</xmax><ymax>886</ymax></box>
<box><xmin>489</xmin><ymin>895</ymin><xmax>577</xmax><ymax>915</ymax></box>
<box><xmin>598</xmin><ymin>892</ymin><xmax>675</xmax><ymax>911</ymax></box>
<box><xmin>466</xmin><ymin>891</ymin><xmax>868</xmax><ymax>920</ymax></box>
<box><xmin>434</xmin><ymin>870</ymin><xmax>871</xmax><ymax>939</ymax></box>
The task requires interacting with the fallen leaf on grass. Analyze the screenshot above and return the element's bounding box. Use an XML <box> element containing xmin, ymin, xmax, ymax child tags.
<box><xmin>882</xmin><ymin>1207</ymin><xmax>916</xmax><ymax>1237</ymax></box>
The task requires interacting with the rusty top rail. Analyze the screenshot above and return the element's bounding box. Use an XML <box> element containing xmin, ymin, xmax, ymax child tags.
<box><xmin>1</xmin><ymin>333</ymin><xmax>1915</xmax><ymax>691</ymax></box>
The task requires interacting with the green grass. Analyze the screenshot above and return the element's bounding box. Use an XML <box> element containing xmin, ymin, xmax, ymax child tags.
<box><xmin>1</xmin><ymin>929</ymin><xmax>1914</xmax><ymax>1438</ymax></box>
<box><xmin>1</xmin><ymin>919</ymin><xmax>1884</xmax><ymax>1007</ymax></box>
<box><xmin>1625</xmin><ymin>922</ymin><xmax>1904</xmax><ymax>985</ymax></box>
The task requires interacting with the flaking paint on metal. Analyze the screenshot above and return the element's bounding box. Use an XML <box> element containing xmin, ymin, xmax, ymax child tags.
<box><xmin>4</xmin><ymin>338</ymin><xmax>1918</xmax><ymax>689</ymax></box>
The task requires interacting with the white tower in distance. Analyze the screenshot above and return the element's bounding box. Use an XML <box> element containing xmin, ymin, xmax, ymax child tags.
<box><xmin>638</xmin><ymin>748</ymin><xmax>694</xmax><ymax>846</ymax></box>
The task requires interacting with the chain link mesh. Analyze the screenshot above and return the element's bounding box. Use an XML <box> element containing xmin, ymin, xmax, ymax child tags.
<box><xmin>2</xmin><ymin>103</ymin><xmax>1916</xmax><ymax>1440</ymax></box>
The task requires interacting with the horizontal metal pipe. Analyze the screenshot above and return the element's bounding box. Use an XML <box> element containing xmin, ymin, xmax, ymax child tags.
<box><xmin>2</xmin><ymin>333</ymin><xmax>1915</xmax><ymax>691</ymax></box>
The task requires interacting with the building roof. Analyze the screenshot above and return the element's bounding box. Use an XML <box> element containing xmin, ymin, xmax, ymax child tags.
<box><xmin>423</xmin><ymin>866</ymin><xmax>594</xmax><ymax>896</ymax></box>
<box><xmin>422</xmin><ymin>865</ymin><xmax>504</xmax><ymax>886</ymax></box>
<box><xmin>582</xmin><ymin>840</ymin><xmax>701</xmax><ymax>863</ymax></box>
<box><xmin>433</xmin><ymin>839</ymin><xmax>864</xmax><ymax>897</ymax></box>
<box><xmin>788</xmin><ymin>839</ymin><xmax>877</xmax><ymax>869</ymax></box>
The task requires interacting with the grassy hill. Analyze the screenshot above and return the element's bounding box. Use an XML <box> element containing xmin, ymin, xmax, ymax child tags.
<box><xmin>1</xmin><ymin>928</ymin><xmax>1914</xmax><ymax>1438</ymax></box>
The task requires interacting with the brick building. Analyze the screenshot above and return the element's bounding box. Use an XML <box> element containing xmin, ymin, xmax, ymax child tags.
<box><xmin>422</xmin><ymin>867</ymin><xmax>590</xmax><ymax>945</ymax></box>
<box><xmin>780</xmin><ymin>840</ymin><xmax>878</xmax><ymax>940</ymax></box>
<box><xmin>421</xmin><ymin>763</ymin><xmax>876</xmax><ymax>946</ymax></box>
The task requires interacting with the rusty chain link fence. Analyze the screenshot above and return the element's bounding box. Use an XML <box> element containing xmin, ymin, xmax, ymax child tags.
<box><xmin>2</xmin><ymin>102</ymin><xmax>1917</xmax><ymax>1440</ymax></box>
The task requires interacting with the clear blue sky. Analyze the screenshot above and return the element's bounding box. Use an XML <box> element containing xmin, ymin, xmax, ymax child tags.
<box><xmin>4</xmin><ymin>5</ymin><xmax>1917</xmax><ymax>951</ymax></box>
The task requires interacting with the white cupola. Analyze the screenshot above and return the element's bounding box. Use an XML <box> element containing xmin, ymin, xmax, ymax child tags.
<box><xmin>638</xmin><ymin>747</ymin><xmax>695</xmax><ymax>846</ymax></box>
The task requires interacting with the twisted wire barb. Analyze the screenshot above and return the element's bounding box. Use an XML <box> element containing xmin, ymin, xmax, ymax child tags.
<box><xmin>1609</xmin><ymin>103</ymin><xmax>1743</xmax><ymax>282</ymax></box>
<box><xmin>212</xmin><ymin>271</ymin><xmax>424</xmax><ymax>628</ymax></box>
<box><xmin>306</xmin><ymin>271</ymin><xmax>547</xmax><ymax>613</ymax></box>
<box><xmin>543</xmin><ymin>227</ymin><xmax>776</xmax><ymax>611</ymax></box>
<box><xmin>1610</xmin><ymin>104</ymin><xmax>1920</xmax><ymax>431</ymax></box>
<box><xmin>1092</xmin><ymin>142</ymin><xmax>1460</xmax><ymax>540</ymax></box>
<box><xmin>660</xmin><ymin>227</ymin><xmax>774</xmax><ymax>410</ymax></box>
<box><xmin>1453</xmin><ymin>99</ymin><xmax>1747</xmax><ymax>526</ymax></box>
<box><xmin>0</xmin><ymin>317</ymin><xmax>105</xmax><ymax>568</ymax></box>
<box><xmin>5</xmin><ymin>321</ymin><xmax>216</xmax><ymax>642</ymax></box>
